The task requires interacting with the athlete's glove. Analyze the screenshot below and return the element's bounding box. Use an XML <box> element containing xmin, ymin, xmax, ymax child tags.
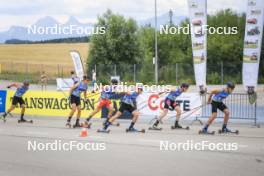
<box><xmin>7</xmin><ymin>86</ymin><xmax>11</xmax><ymax>89</ymax></box>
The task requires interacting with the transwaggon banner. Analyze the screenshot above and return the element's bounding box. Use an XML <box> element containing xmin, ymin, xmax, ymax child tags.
<box><xmin>70</xmin><ymin>50</ymin><xmax>84</xmax><ymax>79</ymax></box>
<box><xmin>188</xmin><ymin>0</ymin><xmax>207</xmax><ymax>90</ymax></box>
<box><xmin>242</xmin><ymin>0</ymin><xmax>264</xmax><ymax>91</ymax></box>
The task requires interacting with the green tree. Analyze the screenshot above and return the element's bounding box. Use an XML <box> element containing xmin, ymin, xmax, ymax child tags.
<box><xmin>88</xmin><ymin>10</ymin><xmax>142</xmax><ymax>67</ymax></box>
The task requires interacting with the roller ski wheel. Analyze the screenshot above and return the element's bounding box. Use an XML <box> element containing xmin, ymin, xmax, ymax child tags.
<box><xmin>66</xmin><ymin>122</ymin><xmax>72</xmax><ymax>128</ymax></box>
<box><xmin>126</xmin><ymin>128</ymin><xmax>145</xmax><ymax>133</ymax></box>
<box><xmin>171</xmin><ymin>126</ymin><xmax>189</xmax><ymax>130</ymax></box>
<box><xmin>148</xmin><ymin>126</ymin><xmax>162</xmax><ymax>131</ymax></box>
<box><xmin>198</xmin><ymin>130</ymin><xmax>215</xmax><ymax>135</ymax></box>
<box><xmin>18</xmin><ymin>119</ymin><xmax>33</xmax><ymax>124</ymax></box>
<box><xmin>97</xmin><ymin>129</ymin><xmax>110</xmax><ymax>133</ymax></box>
<box><xmin>218</xmin><ymin>129</ymin><xmax>239</xmax><ymax>135</ymax></box>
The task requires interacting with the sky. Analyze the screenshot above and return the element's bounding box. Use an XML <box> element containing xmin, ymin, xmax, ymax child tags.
<box><xmin>0</xmin><ymin>0</ymin><xmax>247</xmax><ymax>31</ymax></box>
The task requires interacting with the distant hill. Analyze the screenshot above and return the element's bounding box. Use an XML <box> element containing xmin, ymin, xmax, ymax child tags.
<box><xmin>5</xmin><ymin>36</ymin><xmax>90</xmax><ymax>44</ymax></box>
<box><xmin>0</xmin><ymin>16</ymin><xmax>93</xmax><ymax>43</ymax></box>
<box><xmin>0</xmin><ymin>12</ymin><xmax>187</xmax><ymax>43</ymax></box>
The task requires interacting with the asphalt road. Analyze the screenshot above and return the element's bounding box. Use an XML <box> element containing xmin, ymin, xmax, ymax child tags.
<box><xmin>0</xmin><ymin>116</ymin><xmax>264</xmax><ymax>176</ymax></box>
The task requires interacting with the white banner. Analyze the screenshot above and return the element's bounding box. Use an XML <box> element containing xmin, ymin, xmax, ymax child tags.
<box><xmin>188</xmin><ymin>0</ymin><xmax>207</xmax><ymax>89</ymax></box>
<box><xmin>70</xmin><ymin>50</ymin><xmax>84</xmax><ymax>80</ymax></box>
<box><xmin>56</xmin><ymin>78</ymin><xmax>74</xmax><ymax>91</ymax></box>
<box><xmin>137</xmin><ymin>93</ymin><xmax>202</xmax><ymax>119</ymax></box>
<box><xmin>243</xmin><ymin>0</ymin><xmax>264</xmax><ymax>90</ymax></box>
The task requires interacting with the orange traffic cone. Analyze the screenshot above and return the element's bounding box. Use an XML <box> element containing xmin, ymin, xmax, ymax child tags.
<box><xmin>80</xmin><ymin>127</ymin><xmax>88</xmax><ymax>137</ymax></box>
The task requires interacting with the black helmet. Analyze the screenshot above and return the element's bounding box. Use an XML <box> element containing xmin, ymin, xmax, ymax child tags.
<box><xmin>181</xmin><ymin>83</ymin><xmax>189</xmax><ymax>88</ymax></box>
<box><xmin>83</xmin><ymin>75</ymin><xmax>89</xmax><ymax>80</ymax></box>
<box><xmin>111</xmin><ymin>79</ymin><xmax>118</xmax><ymax>85</ymax></box>
<box><xmin>23</xmin><ymin>80</ymin><xmax>30</xmax><ymax>86</ymax></box>
<box><xmin>226</xmin><ymin>82</ymin><xmax>235</xmax><ymax>89</ymax></box>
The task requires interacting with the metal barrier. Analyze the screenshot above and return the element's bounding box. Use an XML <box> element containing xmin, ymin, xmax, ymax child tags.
<box><xmin>200</xmin><ymin>93</ymin><xmax>257</xmax><ymax>125</ymax></box>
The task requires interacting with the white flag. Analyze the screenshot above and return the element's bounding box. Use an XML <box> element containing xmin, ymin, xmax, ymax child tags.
<box><xmin>70</xmin><ymin>50</ymin><xmax>84</xmax><ymax>80</ymax></box>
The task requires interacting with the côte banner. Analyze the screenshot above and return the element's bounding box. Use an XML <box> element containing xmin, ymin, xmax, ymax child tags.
<box><xmin>137</xmin><ymin>93</ymin><xmax>202</xmax><ymax>119</ymax></box>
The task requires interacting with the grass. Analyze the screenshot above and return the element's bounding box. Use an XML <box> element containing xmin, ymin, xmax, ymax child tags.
<box><xmin>0</xmin><ymin>43</ymin><xmax>90</xmax><ymax>76</ymax></box>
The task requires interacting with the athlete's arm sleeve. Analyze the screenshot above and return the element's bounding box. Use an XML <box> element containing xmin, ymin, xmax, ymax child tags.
<box><xmin>7</xmin><ymin>83</ymin><xmax>19</xmax><ymax>89</ymax></box>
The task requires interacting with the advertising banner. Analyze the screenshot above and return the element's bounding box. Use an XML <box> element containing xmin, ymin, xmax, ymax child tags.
<box><xmin>5</xmin><ymin>90</ymin><xmax>101</xmax><ymax>118</ymax></box>
<box><xmin>137</xmin><ymin>93</ymin><xmax>202</xmax><ymax>119</ymax></box>
<box><xmin>242</xmin><ymin>0</ymin><xmax>264</xmax><ymax>91</ymax></box>
<box><xmin>0</xmin><ymin>90</ymin><xmax>7</xmax><ymax>113</ymax></box>
<box><xmin>188</xmin><ymin>0</ymin><xmax>207</xmax><ymax>90</ymax></box>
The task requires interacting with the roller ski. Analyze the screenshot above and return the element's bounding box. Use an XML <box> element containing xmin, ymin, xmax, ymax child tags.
<box><xmin>218</xmin><ymin>128</ymin><xmax>239</xmax><ymax>135</ymax></box>
<box><xmin>148</xmin><ymin>126</ymin><xmax>162</xmax><ymax>131</ymax></box>
<box><xmin>103</xmin><ymin>120</ymin><xmax>120</xmax><ymax>127</ymax></box>
<box><xmin>171</xmin><ymin>124</ymin><xmax>190</xmax><ymax>130</ymax></box>
<box><xmin>18</xmin><ymin>119</ymin><xmax>33</xmax><ymax>124</ymax></box>
<box><xmin>149</xmin><ymin>119</ymin><xmax>163</xmax><ymax>130</ymax></box>
<box><xmin>198</xmin><ymin>129</ymin><xmax>215</xmax><ymax>135</ymax></box>
<box><xmin>126</xmin><ymin>127</ymin><xmax>145</xmax><ymax>133</ymax></box>
<box><xmin>111</xmin><ymin>122</ymin><xmax>120</xmax><ymax>127</ymax></box>
<box><xmin>97</xmin><ymin>129</ymin><xmax>110</xmax><ymax>133</ymax></box>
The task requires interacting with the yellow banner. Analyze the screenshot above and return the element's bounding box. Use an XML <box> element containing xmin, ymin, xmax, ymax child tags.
<box><xmin>5</xmin><ymin>90</ymin><xmax>101</xmax><ymax>118</ymax></box>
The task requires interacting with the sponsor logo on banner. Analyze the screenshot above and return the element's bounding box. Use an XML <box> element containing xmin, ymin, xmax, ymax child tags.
<box><xmin>137</xmin><ymin>93</ymin><xmax>202</xmax><ymax>119</ymax></box>
<box><xmin>242</xmin><ymin>0</ymin><xmax>264</xmax><ymax>90</ymax></box>
<box><xmin>188</xmin><ymin>0</ymin><xmax>207</xmax><ymax>89</ymax></box>
<box><xmin>5</xmin><ymin>90</ymin><xmax>101</xmax><ymax>118</ymax></box>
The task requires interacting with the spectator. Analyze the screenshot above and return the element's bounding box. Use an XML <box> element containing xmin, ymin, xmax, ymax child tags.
<box><xmin>40</xmin><ymin>71</ymin><xmax>48</xmax><ymax>91</ymax></box>
<box><xmin>71</xmin><ymin>70</ymin><xmax>79</xmax><ymax>84</ymax></box>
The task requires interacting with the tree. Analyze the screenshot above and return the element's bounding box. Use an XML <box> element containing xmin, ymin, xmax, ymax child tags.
<box><xmin>88</xmin><ymin>10</ymin><xmax>142</xmax><ymax>67</ymax></box>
